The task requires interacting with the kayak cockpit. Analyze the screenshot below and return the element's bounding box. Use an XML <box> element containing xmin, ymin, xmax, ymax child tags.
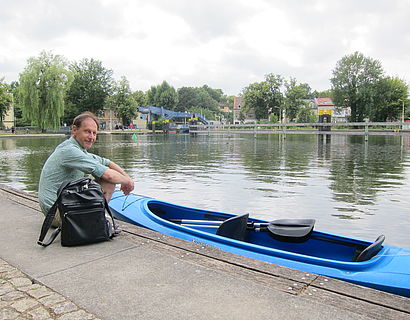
<box><xmin>213</xmin><ymin>213</ymin><xmax>385</xmax><ymax>263</ymax></box>
<box><xmin>146</xmin><ymin>200</ymin><xmax>384</xmax><ymax>264</ymax></box>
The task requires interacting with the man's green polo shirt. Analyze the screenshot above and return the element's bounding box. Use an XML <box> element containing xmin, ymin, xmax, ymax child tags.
<box><xmin>38</xmin><ymin>137</ymin><xmax>110</xmax><ymax>215</ymax></box>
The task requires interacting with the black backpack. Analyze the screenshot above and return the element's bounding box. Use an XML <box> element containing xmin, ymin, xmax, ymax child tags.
<box><xmin>38</xmin><ymin>177</ymin><xmax>119</xmax><ymax>247</ymax></box>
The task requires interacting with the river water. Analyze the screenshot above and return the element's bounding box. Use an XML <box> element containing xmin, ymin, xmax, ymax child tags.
<box><xmin>1</xmin><ymin>133</ymin><xmax>409</xmax><ymax>248</ymax></box>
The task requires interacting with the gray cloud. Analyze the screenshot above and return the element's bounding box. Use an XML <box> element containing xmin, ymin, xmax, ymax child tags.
<box><xmin>0</xmin><ymin>0</ymin><xmax>123</xmax><ymax>42</ymax></box>
<box><xmin>1</xmin><ymin>0</ymin><xmax>409</xmax><ymax>95</ymax></box>
<box><xmin>148</xmin><ymin>0</ymin><xmax>257</xmax><ymax>41</ymax></box>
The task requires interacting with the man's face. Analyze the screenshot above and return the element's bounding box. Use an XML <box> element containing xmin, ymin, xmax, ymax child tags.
<box><xmin>72</xmin><ymin>117</ymin><xmax>98</xmax><ymax>150</ymax></box>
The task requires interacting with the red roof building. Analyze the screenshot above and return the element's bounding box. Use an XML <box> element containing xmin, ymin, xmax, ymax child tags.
<box><xmin>314</xmin><ymin>98</ymin><xmax>350</xmax><ymax>122</ymax></box>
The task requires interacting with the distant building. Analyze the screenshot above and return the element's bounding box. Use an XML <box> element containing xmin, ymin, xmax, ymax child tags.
<box><xmin>99</xmin><ymin>108</ymin><xmax>147</xmax><ymax>130</ymax></box>
<box><xmin>2</xmin><ymin>106</ymin><xmax>15</xmax><ymax>128</ymax></box>
<box><xmin>99</xmin><ymin>108</ymin><xmax>120</xmax><ymax>130</ymax></box>
<box><xmin>233</xmin><ymin>96</ymin><xmax>257</xmax><ymax>123</ymax></box>
<box><xmin>218</xmin><ymin>104</ymin><xmax>231</xmax><ymax>113</ymax></box>
<box><xmin>314</xmin><ymin>98</ymin><xmax>334</xmax><ymax>114</ymax></box>
<box><xmin>233</xmin><ymin>96</ymin><xmax>243</xmax><ymax>124</ymax></box>
<box><xmin>134</xmin><ymin>112</ymin><xmax>149</xmax><ymax>129</ymax></box>
<box><xmin>313</xmin><ymin>98</ymin><xmax>350</xmax><ymax>122</ymax></box>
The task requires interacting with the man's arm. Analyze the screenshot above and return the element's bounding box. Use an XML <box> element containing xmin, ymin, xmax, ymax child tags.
<box><xmin>60</xmin><ymin>145</ymin><xmax>134</xmax><ymax>195</ymax></box>
<box><xmin>100</xmin><ymin>161</ymin><xmax>134</xmax><ymax>194</ymax></box>
<box><xmin>108</xmin><ymin>161</ymin><xmax>129</xmax><ymax>177</ymax></box>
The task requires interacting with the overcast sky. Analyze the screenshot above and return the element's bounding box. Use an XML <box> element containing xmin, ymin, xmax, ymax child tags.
<box><xmin>1</xmin><ymin>0</ymin><xmax>409</xmax><ymax>96</ymax></box>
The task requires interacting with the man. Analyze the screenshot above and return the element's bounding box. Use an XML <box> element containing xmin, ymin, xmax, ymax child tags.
<box><xmin>38</xmin><ymin>112</ymin><xmax>134</xmax><ymax>226</ymax></box>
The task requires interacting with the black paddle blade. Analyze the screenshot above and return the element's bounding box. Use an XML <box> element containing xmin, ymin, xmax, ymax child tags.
<box><xmin>216</xmin><ymin>213</ymin><xmax>249</xmax><ymax>241</ymax></box>
<box><xmin>267</xmin><ymin>219</ymin><xmax>315</xmax><ymax>243</ymax></box>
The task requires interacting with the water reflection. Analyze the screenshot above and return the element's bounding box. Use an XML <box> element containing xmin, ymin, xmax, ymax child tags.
<box><xmin>329</xmin><ymin>136</ymin><xmax>405</xmax><ymax>211</ymax></box>
<box><xmin>1</xmin><ymin>133</ymin><xmax>410</xmax><ymax>247</ymax></box>
<box><xmin>0</xmin><ymin>136</ymin><xmax>64</xmax><ymax>192</ymax></box>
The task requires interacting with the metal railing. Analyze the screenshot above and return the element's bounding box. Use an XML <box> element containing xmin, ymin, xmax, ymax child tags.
<box><xmin>189</xmin><ymin>122</ymin><xmax>410</xmax><ymax>135</ymax></box>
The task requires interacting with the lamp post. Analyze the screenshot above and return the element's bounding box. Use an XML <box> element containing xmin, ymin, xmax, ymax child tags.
<box><xmin>399</xmin><ymin>99</ymin><xmax>405</xmax><ymax>123</ymax></box>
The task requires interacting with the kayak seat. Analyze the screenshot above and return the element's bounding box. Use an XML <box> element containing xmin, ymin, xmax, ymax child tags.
<box><xmin>353</xmin><ymin>235</ymin><xmax>385</xmax><ymax>262</ymax></box>
<box><xmin>267</xmin><ymin>219</ymin><xmax>315</xmax><ymax>243</ymax></box>
<box><xmin>216</xmin><ymin>213</ymin><xmax>249</xmax><ymax>241</ymax></box>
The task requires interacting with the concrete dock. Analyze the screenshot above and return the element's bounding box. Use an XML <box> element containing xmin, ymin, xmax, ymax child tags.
<box><xmin>1</xmin><ymin>185</ymin><xmax>409</xmax><ymax>320</ymax></box>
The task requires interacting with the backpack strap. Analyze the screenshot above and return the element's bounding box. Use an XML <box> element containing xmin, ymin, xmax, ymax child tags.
<box><xmin>37</xmin><ymin>180</ymin><xmax>72</xmax><ymax>247</ymax></box>
<box><xmin>104</xmin><ymin>197</ymin><xmax>120</xmax><ymax>237</ymax></box>
<box><xmin>37</xmin><ymin>200</ymin><xmax>61</xmax><ymax>246</ymax></box>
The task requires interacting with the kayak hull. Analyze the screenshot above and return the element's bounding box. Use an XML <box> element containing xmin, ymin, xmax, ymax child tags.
<box><xmin>109</xmin><ymin>191</ymin><xmax>410</xmax><ymax>297</ymax></box>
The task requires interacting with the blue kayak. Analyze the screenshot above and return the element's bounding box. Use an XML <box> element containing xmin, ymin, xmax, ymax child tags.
<box><xmin>109</xmin><ymin>191</ymin><xmax>410</xmax><ymax>297</ymax></box>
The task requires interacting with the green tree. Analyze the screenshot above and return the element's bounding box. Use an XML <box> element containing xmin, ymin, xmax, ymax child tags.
<box><xmin>146</xmin><ymin>81</ymin><xmax>178</xmax><ymax>110</ymax></box>
<box><xmin>265</xmin><ymin>73</ymin><xmax>284</xmax><ymax>120</ymax></box>
<box><xmin>9</xmin><ymin>81</ymin><xmax>30</xmax><ymax>127</ymax></box>
<box><xmin>371</xmin><ymin>77</ymin><xmax>408</xmax><ymax>121</ymax></box>
<box><xmin>284</xmin><ymin>78</ymin><xmax>309</xmax><ymax>121</ymax></box>
<box><xmin>242</xmin><ymin>81</ymin><xmax>269</xmax><ymax>121</ymax></box>
<box><xmin>242</xmin><ymin>74</ymin><xmax>284</xmax><ymax>121</ymax></box>
<box><xmin>145</xmin><ymin>85</ymin><xmax>157</xmax><ymax>106</ymax></box>
<box><xmin>196</xmin><ymin>88</ymin><xmax>219</xmax><ymax>112</ymax></box>
<box><xmin>18</xmin><ymin>51</ymin><xmax>72</xmax><ymax>131</ymax></box>
<box><xmin>176</xmin><ymin>86</ymin><xmax>219</xmax><ymax>113</ymax></box>
<box><xmin>201</xmin><ymin>85</ymin><xmax>228</xmax><ymax>104</ymax></box>
<box><xmin>176</xmin><ymin>87</ymin><xmax>199</xmax><ymax>111</ymax></box>
<box><xmin>65</xmin><ymin>58</ymin><xmax>114</xmax><ymax>124</ymax></box>
<box><xmin>226</xmin><ymin>95</ymin><xmax>234</xmax><ymax>110</ymax></box>
<box><xmin>299</xmin><ymin>83</ymin><xmax>315</xmax><ymax>99</ymax></box>
<box><xmin>132</xmin><ymin>90</ymin><xmax>146</xmax><ymax>107</ymax></box>
<box><xmin>0</xmin><ymin>78</ymin><xmax>13</xmax><ymax>127</ymax></box>
<box><xmin>296</xmin><ymin>104</ymin><xmax>316</xmax><ymax>123</ymax></box>
<box><xmin>331</xmin><ymin>52</ymin><xmax>384</xmax><ymax>122</ymax></box>
<box><xmin>105</xmin><ymin>77</ymin><xmax>137</xmax><ymax>125</ymax></box>
<box><xmin>314</xmin><ymin>89</ymin><xmax>334</xmax><ymax>99</ymax></box>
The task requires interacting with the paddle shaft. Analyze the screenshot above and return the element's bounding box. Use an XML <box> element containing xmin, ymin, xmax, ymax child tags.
<box><xmin>170</xmin><ymin>219</ymin><xmax>366</xmax><ymax>250</ymax></box>
<box><xmin>170</xmin><ymin>219</ymin><xmax>268</xmax><ymax>231</ymax></box>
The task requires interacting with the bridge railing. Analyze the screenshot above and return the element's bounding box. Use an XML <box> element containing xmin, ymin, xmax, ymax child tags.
<box><xmin>189</xmin><ymin>122</ymin><xmax>410</xmax><ymax>135</ymax></box>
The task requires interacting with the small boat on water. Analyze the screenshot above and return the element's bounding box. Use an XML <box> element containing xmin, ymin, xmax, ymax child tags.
<box><xmin>109</xmin><ymin>191</ymin><xmax>410</xmax><ymax>297</ymax></box>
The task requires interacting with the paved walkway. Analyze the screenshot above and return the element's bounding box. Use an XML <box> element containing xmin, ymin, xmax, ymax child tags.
<box><xmin>1</xmin><ymin>258</ymin><xmax>99</xmax><ymax>320</ymax></box>
<box><xmin>1</xmin><ymin>186</ymin><xmax>409</xmax><ymax>320</ymax></box>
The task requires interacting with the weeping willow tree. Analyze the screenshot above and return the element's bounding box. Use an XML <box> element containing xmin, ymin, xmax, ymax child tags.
<box><xmin>0</xmin><ymin>78</ymin><xmax>13</xmax><ymax>127</ymax></box>
<box><xmin>18</xmin><ymin>51</ymin><xmax>72</xmax><ymax>131</ymax></box>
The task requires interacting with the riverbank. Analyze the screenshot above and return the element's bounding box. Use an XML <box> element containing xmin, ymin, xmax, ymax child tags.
<box><xmin>1</xmin><ymin>185</ymin><xmax>409</xmax><ymax>319</ymax></box>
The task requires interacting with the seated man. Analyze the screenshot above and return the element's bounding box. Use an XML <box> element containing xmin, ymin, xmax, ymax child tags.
<box><xmin>38</xmin><ymin>112</ymin><xmax>134</xmax><ymax>227</ymax></box>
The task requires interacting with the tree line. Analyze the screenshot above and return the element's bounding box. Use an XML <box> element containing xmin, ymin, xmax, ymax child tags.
<box><xmin>0</xmin><ymin>51</ymin><xmax>233</xmax><ymax>130</ymax></box>
<box><xmin>0</xmin><ymin>50</ymin><xmax>408</xmax><ymax>130</ymax></box>
<box><xmin>242</xmin><ymin>52</ymin><xmax>408</xmax><ymax>123</ymax></box>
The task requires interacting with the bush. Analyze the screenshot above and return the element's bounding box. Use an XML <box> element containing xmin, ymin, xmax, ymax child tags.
<box><xmin>269</xmin><ymin>114</ymin><xmax>279</xmax><ymax>123</ymax></box>
<box><xmin>147</xmin><ymin>120</ymin><xmax>164</xmax><ymax>130</ymax></box>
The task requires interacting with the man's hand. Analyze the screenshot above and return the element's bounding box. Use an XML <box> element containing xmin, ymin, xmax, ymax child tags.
<box><xmin>103</xmin><ymin>161</ymin><xmax>135</xmax><ymax>195</ymax></box>
<box><xmin>120</xmin><ymin>178</ymin><xmax>134</xmax><ymax>195</ymax></box>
